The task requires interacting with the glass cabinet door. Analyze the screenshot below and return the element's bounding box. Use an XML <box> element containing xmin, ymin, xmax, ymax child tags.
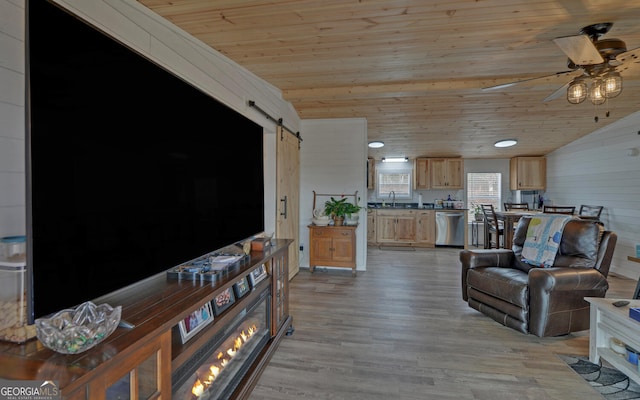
<box><xmin>102</xmin><ymin>331</ymin><xmax>171</xmax><ymax>400</ymax></box>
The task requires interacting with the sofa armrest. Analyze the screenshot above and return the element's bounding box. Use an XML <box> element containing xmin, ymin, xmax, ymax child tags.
<box><xmin>528</xmin><ymin>267</ymin><xmax>609</xmax><ymax>336</ymax></box>
<box><xmin>529</xmin><ymin>267</ymin><xmax>608</xmax><ymax>292</ymax></box>
<box><xmin>460</xmin><ymin>249</ymin><xmax>514</xmax><ymax>301</ymax></box>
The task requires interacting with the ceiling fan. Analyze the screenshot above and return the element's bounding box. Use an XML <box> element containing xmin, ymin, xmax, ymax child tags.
<box><xmin>483</xmin><ymin>22</ymin><xmax>640</xmax><ymax>105</ymax></box>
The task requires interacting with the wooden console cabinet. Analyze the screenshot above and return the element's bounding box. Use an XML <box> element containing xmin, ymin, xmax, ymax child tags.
<box><xmin>0</xmin><ymin>240</ymin><xmax>293</xmax><ymax>400</ymax></box>
<box><xmin>308</xmin><ymin>225</ymin><xmax>357</xmax><ymax>276</ymax></box>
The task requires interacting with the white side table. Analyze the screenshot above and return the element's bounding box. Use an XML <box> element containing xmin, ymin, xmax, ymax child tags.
<box><xmin>586</xmin><ymin>297</ymin><xmax>640</xmax><ymax>384</ymax></box>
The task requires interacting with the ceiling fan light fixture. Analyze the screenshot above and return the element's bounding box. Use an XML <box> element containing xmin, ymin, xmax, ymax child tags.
<box><xmin>589</xmin><ymin>81</ymin><xmax>606</xmax><ymax>105</ymax></box>
<box><xmin>600</xmin><ymin>72</ymin><xmax>622</xmax><ymax>98</ymax></box>
<box><xmin>567</xmin><ymin>80</ymin><xmax>588</xmax><ymax>104</ymax></box>
<box><xmin>368</xmin><ymin>141</ymin><xmax>385</xmax><ymax>148</ymax></box>
<box><xmin>494</xmin><ymin>139</ymin><xmax>518</xmax><ymax>148</ymax></box>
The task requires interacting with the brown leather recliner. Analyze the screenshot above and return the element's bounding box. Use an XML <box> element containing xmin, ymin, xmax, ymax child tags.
<box><xmin>460</xmin><ymin>217</ymin><xmax>617</xmax><ymax>337</ymax></box>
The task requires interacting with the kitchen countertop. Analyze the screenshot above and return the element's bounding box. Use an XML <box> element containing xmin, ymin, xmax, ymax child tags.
<box><xmin>368</xmin><ymin>202</ymin><xmax>432</xmax><ymax>209</ymax></box>
<box><xmin>367</xmin><ymin>202</ymin><xmax>467</xmax><ymax>211</ymax></box>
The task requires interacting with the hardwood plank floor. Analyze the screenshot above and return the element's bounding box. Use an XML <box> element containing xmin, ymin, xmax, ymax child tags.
<box><xmin>251</xmin><ymin>246</ymin><xmax>636</xmax><ymax>400</ymax></box>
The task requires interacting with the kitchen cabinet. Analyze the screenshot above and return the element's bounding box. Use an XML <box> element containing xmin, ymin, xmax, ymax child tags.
<box><xmin>367</xmin><ymin>210</ymin><xmax>376</xmax><ymax>244</ymax></box>
<box><xmin>368</xmin><ymin>209</ymin><xmax>445</xmax><ymax>248</ymax></box>
<box><xmin>415</xmin><ymin>210</ymin><xmax>436</xmax><ymax>245</ymax></box>
<box><xmin>367</xmin><ymin>158</ymin><xmax>375</xmax><ymax>189</ymax></box>
<box><xmin>375</xmin><ymin>210</ymin><xmax>416</xmax><ymax>243</ymax></box>
<box><xmin>510</xmin><ymin>157</ymin><xmax>546</xmax><ymax>190</ymax></box>
<box><xmin>309</xmin><ymin>225</ymin><xmax>357</xmax><ymax>276</ymax></box>
<box><xmin>414</xmin><ymin>158</ymin><xmax>430</xmax><ymax>189</ymax></box>
<box><xmin>430</xmin><ymin>158</ymin><xmax>464</xmax><ymax>189</ymax></box>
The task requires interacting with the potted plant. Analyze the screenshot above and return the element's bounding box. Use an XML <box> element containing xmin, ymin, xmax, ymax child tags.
<box><xmin>344</xmin><ymin>202</ymin><xmax>363</xmax><ymax>225</ymax></box>
<box><xmin>472</xmin><ymin>203</ymin><xmax>484</xmax><ymax>221</ymax></box>
<box><xmin>324</xmin><ymin>197</ymin><xmax>361</xmax><ymax>226</ymax></box>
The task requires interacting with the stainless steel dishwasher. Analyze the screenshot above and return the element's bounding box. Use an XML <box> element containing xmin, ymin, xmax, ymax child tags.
<box><xmin>435</xmin><ymin>211</ymin><xmax>465</xmax><ymax>247</ymax></box>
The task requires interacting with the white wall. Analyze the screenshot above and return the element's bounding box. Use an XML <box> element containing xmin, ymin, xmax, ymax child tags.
<box><xmin>0</xmin><ymin>0</ymin><xmax>299</xmax><ymax>239</ymax></box>
<box><xmin>545</xmin><ymin>111</ymin><xmax>640</xmax><ymax>279</ymax></box>
<box><xmin>299</xmin><ymin>118</ymin><xmax>368</xmax><ymax>271</ymax></box>
<box><xmin>0</xmin><ymin>0</ymin><xmax>25</xmax><ymax>238</ymax></box>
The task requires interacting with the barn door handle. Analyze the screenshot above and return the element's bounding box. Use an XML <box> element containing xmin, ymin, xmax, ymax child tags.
<box><xmin>280</xmin><ymin>195</ymin><xmax>288</xmax><ymax>218</ymax></box>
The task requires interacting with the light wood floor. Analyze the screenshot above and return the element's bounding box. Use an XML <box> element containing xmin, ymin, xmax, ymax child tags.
<box><xmin>251</xmin><ymin>246</ymin><xmax>636</xmax><ymax>400</ymax></box>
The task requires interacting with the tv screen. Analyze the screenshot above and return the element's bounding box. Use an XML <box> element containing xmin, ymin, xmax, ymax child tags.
<box><xmin>27</xmin><ymin>0</ymin><xmax>265</xmax><ymax>320</ymax></box>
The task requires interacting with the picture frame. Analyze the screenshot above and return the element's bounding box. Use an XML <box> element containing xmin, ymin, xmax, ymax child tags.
<box><xmin>178</xmin><ymin>302</ymin><xmax>214</xmax><ymax>344</ymax></box>
<box><xmin>248</xmin><ymin>264</ymin><xmax>268</xmax><ymax>287</ymax></box>
<box><xmin>233</xmin><ymin>276</ymin><xmax>251</xmax><ymax>299</ymax></box>
<box><xmin>212</xmin><ymin>287</ymin><xmax>236</xmax><ymax>315</ymax></box>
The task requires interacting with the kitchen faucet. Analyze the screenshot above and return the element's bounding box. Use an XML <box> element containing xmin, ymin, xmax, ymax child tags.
<box><xmin>388</xmin><ymin>191</ymin><xmax>396</xmax><ymax>207</ymax></box>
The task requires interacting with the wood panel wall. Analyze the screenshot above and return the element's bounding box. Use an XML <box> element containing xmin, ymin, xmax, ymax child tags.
<box><xmin>0</xmin><ymin>0</ymin><xmax>25</xmax><ymax>238</ymax></box>
<box><xmin>545</xmin><ymin>111</ymin><xmax>640</xmax><ymax>279</ymax></box>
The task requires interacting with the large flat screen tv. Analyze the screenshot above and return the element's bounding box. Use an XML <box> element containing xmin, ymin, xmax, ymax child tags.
<box><xmin>26</xmin><ymin>0</ymin><xmax>265</xmax><ymax>320</ymax></box>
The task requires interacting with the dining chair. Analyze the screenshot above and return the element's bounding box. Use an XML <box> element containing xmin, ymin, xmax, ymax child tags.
<box><xmin>579</xmin><ymin>205</ymin><xmax>604</xmax><ymax>219</ymax></box>
<box><xmin>481</xmin><ymin>204</ymin><xmax>503</xmax><ymax>249</ymax></box>
<box><xmin>543</xmin><ymin>205</ymin><xmax>576</xmax><ymax>215</ymax></box>
<box><xmin>504</xmin><ymin>203</ymin><xmax>529</xmax><ymax>211</ymax></box>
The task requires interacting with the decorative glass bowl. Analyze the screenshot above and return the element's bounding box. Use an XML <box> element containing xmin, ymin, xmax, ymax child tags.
<box><xmin>35</xmin><ymin>301</ymin><xmax>121</xmax><ymax>354</ymax></box>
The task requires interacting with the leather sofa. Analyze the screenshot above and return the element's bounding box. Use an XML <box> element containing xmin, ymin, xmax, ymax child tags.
<box><xmin>460</xmin><ymin>217</ymin><xmax>617</xmax><ymax>337</ymax></box>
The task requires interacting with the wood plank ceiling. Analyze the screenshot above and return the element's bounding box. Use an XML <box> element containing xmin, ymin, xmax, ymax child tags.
<box><xmin>138</xmin><ymin>0</ymin><xmax>640</xmax><ymax>159</ymax></box>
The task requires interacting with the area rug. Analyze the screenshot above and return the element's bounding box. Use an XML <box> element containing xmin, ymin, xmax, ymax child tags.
<box><xmin>559</xmin><ymin>354</ymin><xmax>640</xmax><ymax>399</ymax></box>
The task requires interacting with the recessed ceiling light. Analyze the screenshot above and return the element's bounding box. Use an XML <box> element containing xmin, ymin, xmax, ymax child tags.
<box><xmin>381</xmin><ymin>157</ymin><xmax>408</xmax><ymax>163</ymax></box>
<box><xmin>494</xmin><ymin>139</ymin><xmax>518</xmax><ymax>148</ymax></box>
<box><xmin>368</xmin><ymin>141</ymin><xmax>385</xmax><ymax>148</ymax></box>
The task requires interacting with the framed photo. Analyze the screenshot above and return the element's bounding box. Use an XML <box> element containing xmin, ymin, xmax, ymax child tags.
<box><xmin>248</xmin><ymin>264</ymin><xmax>268</xmax><ymax>287</ymax></box>
<box><xmin>212</xmin><ymin>287</ymin><xmax>236</xmax><ymax>315</ymax></box>
<box><xmin>233</xmin><ymin>276</ymin><xmax>251</xmax><ymax>299</ymax></box>
<box><xmin>178</xmin><ymin>302</ymin><xmax>214</xmax><ymax>344</ymax></box>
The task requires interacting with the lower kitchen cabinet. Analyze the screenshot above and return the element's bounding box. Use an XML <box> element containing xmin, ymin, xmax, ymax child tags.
<box><xmin>369</xmin><ymin>209</ymin><xmax>439</xmax><ymax>247</ymax></box>
<box><xmin>309</xmin><ymin>225</ymin><xmax>357</xmax><ymax>276</ymax></box>
<box><xmin>415</xmin><ymin>211</ymin><xmax>436</xmax><ymax>245</ymax></box>
<box><xmin>375</xmin><ymin>210</ymin><xmax>416</xmax><ymax>244</ymax></box>
<box><xmin>367</xmin><ymin>210</ymin><xmax>376</xmax><ymax>244</ymax></box>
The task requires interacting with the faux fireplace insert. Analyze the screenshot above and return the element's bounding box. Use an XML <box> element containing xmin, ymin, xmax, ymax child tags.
<box><xmin>173</xmin><ymin>288</ymin><xmax>270</xmax><ymax>399</ymax></box>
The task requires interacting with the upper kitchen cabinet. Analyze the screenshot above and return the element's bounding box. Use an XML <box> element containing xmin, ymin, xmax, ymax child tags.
<box><xmin>430</xmin><ymin>158</ymin><xmax>463</xmax><ymax>189</ymax></box>
<box><xmin>414</xmin><ymin>158</ymin><xmax>430</xmax><ymax>190</ymax></box>
<box><xmin>510</xmin><ymin>157</ymin><xmax>546</xmax><ymax>190</ymax></box>
<box><xmin>367</xmin><ymin>158</ymin><xmax>375</xmax><ymax>189</ymax></box>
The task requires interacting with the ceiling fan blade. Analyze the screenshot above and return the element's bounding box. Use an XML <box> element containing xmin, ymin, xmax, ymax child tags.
<box><xmin>553</xmin><ymin>34</ymin><xmax>604</xmax><ymax>65</ymax></box>
<box><xmin>543</xmin><ymin>81</ymin><xmax>571</xmax><ymax>102</ymax></box>
<box><xmin>613</xmin><ymin>46</ymin><xmax>640</xmax><ymax>70</ymax></box>
<box><xmin>481</xmin><ymin>70</ymin><xmax>575</xmax><ymax>91</ymax></box>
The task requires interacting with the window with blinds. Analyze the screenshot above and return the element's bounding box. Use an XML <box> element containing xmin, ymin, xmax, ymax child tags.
<box><xmin>377</xmin><ymin>171</ymin><xmax>412</xmax><ymax>199</ymax></box>
<box><xmin>467</xmin><ymin>173</ymin><xmax>502</xmax><ymax>217</ymax></box>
